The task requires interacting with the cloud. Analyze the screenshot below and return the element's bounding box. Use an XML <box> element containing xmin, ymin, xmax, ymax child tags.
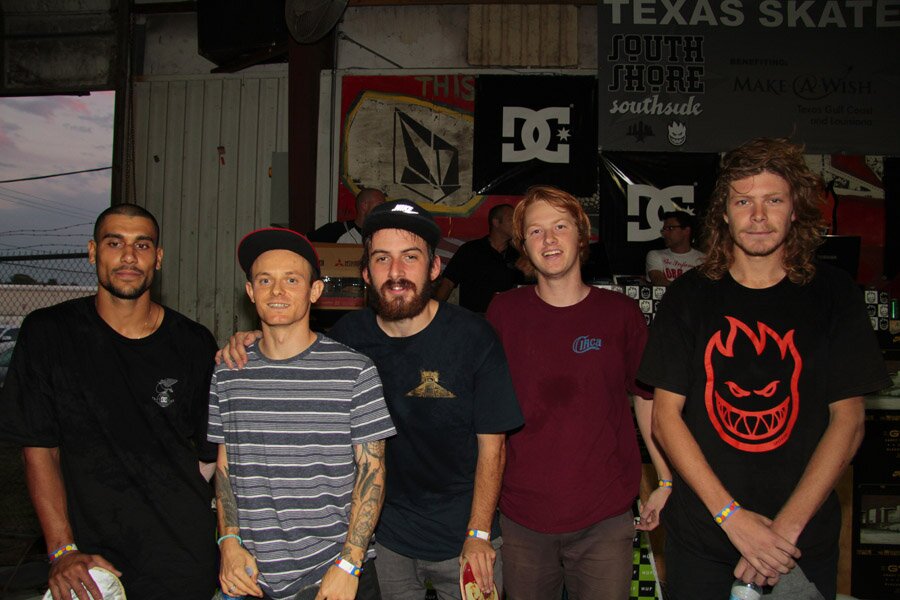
<box><xmin>79</xmin><ymin>112</ymin><xmax>114</xmax><ymax>129</ymax></box>
<box><xmin>3</xmin><ymin>96</ymin><xmax>90</xmax><ymax>119</ymax></box>
<box><xmin>0</xmin><ymin>92</ymin><xmax>113</xmax><ymax>237</ymax></box>
<box><xmin>64</xmin><ymin>123</ymin><xmax>93</xmax><ymax>134</ymax></box>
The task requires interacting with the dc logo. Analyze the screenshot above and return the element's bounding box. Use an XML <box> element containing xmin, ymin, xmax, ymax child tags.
<box><xmin>626</xmin><ymin>185</ymin><xmax>694</xmax><ymax>242</ymax></box>
<box><xmin>501</xmin><ymin>107</ymin><xmax>571</xmax><ymax>164</ymax></box>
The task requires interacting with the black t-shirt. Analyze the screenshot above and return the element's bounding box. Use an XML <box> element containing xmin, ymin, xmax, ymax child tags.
<box><xmin>638</xmin><ymin>266</ymin><xmax>890</xmax><ymax>565</ymax></box>
<box><xmin>0</xmin><ymin>296</ymin><xmax>219</xmax><ymax>600</ymax></box>
<box><xmin>442</xmin><ymin>237</ymin><xmax>522</xmax><ymax>313</ymax></box>
<box><xmin>329</xmin><ymin>303</ymin><xmax>523</xmax><ymax>560</ymax></box>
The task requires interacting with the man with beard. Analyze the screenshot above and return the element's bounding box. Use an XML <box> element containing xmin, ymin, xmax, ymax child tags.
<box><xmin>0</xmin><ymin>204</ymin><xmax>219</xmax><ymax>600</ymax></box>
<box><xmin>638</xmin><ymin>138</ymin><xmax>890</xmax><ymax>599</ymax></box>
<box><xmin>220</xmin><ymin>201</ymin><xmax>523</xmax><ymax>599</ymax></box>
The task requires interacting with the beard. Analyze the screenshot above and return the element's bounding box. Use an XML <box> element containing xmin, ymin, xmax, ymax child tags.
<box><xmin>98</xmin><ymin>267</ymin><xmax>154</xmax><ymax>300</ymax></box>
<box><xmin>367</xmin><ymin>276</ymin><xmax>434</xmax><ymax>321</ymax></box>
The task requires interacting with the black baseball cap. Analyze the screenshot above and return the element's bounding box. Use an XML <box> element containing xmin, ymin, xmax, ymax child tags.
<box><xmin>237</xmin><ymin>228</ymin><xmax>320</xmax><ymax>280</ymax></box>
<box><xmin>363</xmin><ymin>200</ymin><xmax>441</xmax><ymax>249</ymax></box>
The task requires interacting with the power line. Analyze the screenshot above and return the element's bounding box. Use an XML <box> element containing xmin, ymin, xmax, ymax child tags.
<box><xmin>0</xmin><ymin>222</ymin><xmax>93</xmax><ymax>236</ymax></box>
<box><xmin>0</xmin><ymin>191</ymin><xmax>97</xmax><ymax>221</ymax></box>
<box><xmin>0</xmin><ymin>166</ymin><xmax>111</xmax><ymax>184</ymax></box>
<box><xmin>0</xmin><ymin>186</ymin><xmax>98</xmax><ymax>219</ymax></box>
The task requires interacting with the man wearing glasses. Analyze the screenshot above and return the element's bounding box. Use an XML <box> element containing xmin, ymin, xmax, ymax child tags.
<box><xmin>645</xmin><ymin>211</ymin><xmax>704</xmax><ymax>286</ymax></box>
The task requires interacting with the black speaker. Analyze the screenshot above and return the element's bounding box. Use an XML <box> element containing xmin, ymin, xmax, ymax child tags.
<box><xmin>197</xmin><ymin>0</ymin><xmax>289</xmax><ymax>68</ymax></box>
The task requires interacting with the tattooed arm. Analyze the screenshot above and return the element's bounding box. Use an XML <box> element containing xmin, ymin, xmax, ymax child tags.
<box><xmin>215</xmin><ymin>445</ymin><xmax>263</xmax><ymax>598</ymax></box>
<box><xmin>316</xmin><ymin>439</ymin><xmax>387</xmax><ymax>600</ymax></box>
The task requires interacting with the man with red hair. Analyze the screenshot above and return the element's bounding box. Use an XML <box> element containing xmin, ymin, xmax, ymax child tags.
<box><xmin>639</xmin><ymin>138</ymin><xmax>890</xmax><ymax>599</ymax></box>
<box><xmin>486</xmin><ymin>185</ymin><xmax>670</xmax><ymax>600</ymax></box>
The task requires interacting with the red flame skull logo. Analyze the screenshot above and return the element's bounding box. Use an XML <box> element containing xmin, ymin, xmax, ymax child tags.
<box><xmin>704</xmin><ymin>317</ymin><xmax>801</xmax><ymax>452</ymax></box>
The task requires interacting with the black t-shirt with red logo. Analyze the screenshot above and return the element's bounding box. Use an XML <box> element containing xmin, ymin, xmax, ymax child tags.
<box><xmin>639</xmin><ymin>265</ymin><xmax>889</xmax><ymax>565</ymax></box>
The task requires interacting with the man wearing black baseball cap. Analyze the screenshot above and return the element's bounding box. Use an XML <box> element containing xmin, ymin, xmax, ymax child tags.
<box><xmin>210</xmin><ymin>228</ymin><xmax>395</xmax><ymax>600</ymax></box>
<box><xmin>219</xmin><ymin>202</ymin><xmax>523</xmax><ymax>599</ymax></box>
<box><xmin>329</xmin><ymin>201</ymin><xmax>523</xmax><ymax>599</ymax></box>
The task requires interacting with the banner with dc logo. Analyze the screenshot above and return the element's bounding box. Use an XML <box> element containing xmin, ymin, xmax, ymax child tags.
<box><xmin>473</xmin><ymin>75</ymin><xmax>598</xmax><ymax>196</ymax></box>
<box><xmin>599</xmin><ymin>151</ymin><xmax>718</xmax><ymax>276</ymax></box>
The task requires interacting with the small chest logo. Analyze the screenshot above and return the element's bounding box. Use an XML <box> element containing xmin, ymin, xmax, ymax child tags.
<box><xmin>572</xmin><ymin>336</ymin><xmax>602</xmax><ymax>354</ymax></box>
<box><xmin>406</xmin><ymin>371</ymin><xmax>455</xmax><ymax>398</ymax></box>
<box><xmin>153</xmin><ymin>378</ymin><xmax>178</xmax><ymax>408</ymax></box>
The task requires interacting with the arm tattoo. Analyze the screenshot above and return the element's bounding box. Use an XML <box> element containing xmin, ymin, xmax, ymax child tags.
<box><xmin>346</xmin><ymin>440</ymin><xmax>386</xmax><ymax>551</ymax></box>
<box><xmin>215</xmin><ymin>464</ymin><xmax>240</xmax><ymax>529</ymax></box>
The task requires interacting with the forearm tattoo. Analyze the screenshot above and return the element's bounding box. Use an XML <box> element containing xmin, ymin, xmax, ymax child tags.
<box><xmin>215</xmin><ymin>464</ymin><xmax>240</xmax><ymax>529</ymax></box>
<box><xmin>347</xmin><ymin>440</ymin><xmax>386</xmax><ymax>551</ymax></box>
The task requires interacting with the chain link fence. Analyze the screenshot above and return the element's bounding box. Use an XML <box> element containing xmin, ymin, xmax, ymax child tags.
<box><xmin>0</xmin><ymin>252</ymin><xmax>96</xmax><ymax>327</ymax></box>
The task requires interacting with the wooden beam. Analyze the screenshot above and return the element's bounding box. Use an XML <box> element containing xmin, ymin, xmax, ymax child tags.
<box><xmin>349</xmin><ymin>0</ymin><xmax>595</xmax><ymax>5</ymax></box>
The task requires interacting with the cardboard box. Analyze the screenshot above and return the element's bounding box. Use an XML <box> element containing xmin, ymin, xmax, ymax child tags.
<box><xmin>314</xmin><ymin>243</ymin><xmax>364</xmax><ymax>278</ymax></box>
<box><xmin>313</xmin><ymin>243</ymin><xmax>365</xmax><ymax>309</ymax></box>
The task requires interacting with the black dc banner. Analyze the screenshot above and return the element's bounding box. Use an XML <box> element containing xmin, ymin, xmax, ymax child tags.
<box><xmin>599</xmin><ymin>151</ymin><xmax>718</xmax><ymax>276</ymax></box>
<box><xmin>474</xmin><ymin>75</ymin><xmax>598</xmax><ymax>196</ymax></box>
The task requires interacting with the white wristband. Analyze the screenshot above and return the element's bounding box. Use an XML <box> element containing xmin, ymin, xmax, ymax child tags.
<box><xmin>334</xmin><ymin>558</ymin><xmax>361</xmax><ymax>577</ymax></box>
<box><xmin>467</xmin><ymin>529</ymin><xmax>490</xmax><ymax>541</ymax></box>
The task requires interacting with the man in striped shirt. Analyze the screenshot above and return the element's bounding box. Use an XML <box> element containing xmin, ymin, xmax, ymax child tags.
<box><xmin>208</xmin><ymin>228</ymin><xmax>396</xmax><ymax>600</ymax></box>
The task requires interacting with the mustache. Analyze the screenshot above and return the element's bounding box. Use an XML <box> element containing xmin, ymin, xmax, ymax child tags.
<box><xmin>112</xmin><ymin>266</ymin><xmax>145</xmax><ymax>275</ymax></box>
<box><xmin>381</xmin><ymin>278</ymin><xmax>417</xmax><ymax>292</ymax></box>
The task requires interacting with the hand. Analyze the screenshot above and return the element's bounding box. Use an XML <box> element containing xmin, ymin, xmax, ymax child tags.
<box><xmin>721</xmin><ymin>509</ymin><xmax>800</xmax><ymax>579</ymax></box>
<box><xmin>215</xmin><ymin>331</ymin><xmax>262</xmax><ymax>368</ymax></box>
<box><xmin>460</xmin><ymin>537</ymin><xmax>496</xmax><ymax>597</ymax></box>
<box><xmin>315</xmin><ymin>565</ymin><xmax>360</xmax><ymax>600</ymax></box>
<box><xmin>636</xmin><ymin>486</ymin><xmax>671</xmax><ymax>531</ymax></box>
<box><xmin>734</xmin><ymin>556</ymin><xmax>782</xmax><ymax>588</ymax></box>
<box><xmin>219</xmin><ymin>540</ymin><xmax>262</xmax><ymax>598</ymax></box>
<box><xmin>48</xmin><ymin>551</ymin><xmax>121</xmax><ymax>600</ymax></box>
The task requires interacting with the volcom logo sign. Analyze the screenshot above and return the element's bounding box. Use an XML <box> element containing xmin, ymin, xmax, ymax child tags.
<box><xmin>627</xmin><ymin>184</ymin><xmax>695</xmax><ymax>242</ymax></box>
<box><xmin>501</xmin><ymin>107</ymin><xmax>571</xmax><ymax>164</ymax></box>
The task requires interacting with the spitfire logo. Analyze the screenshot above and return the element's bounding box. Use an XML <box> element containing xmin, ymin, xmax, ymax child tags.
<box><xmin>704</xmin><ymin>317</ymin><xmax>801</xmax><ymax>453</ymax></box>
<box><xmin>501</xmin><ymin>107</ymin><xmax>571</xmax><ymax>164</ymax></box>
<box><xmin>626</xmin><ymin>184</ymin><xmax>694</xmax><ymax>242</ymax></box>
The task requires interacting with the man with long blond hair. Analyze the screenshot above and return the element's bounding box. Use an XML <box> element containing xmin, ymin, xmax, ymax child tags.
<box><xmin>639</xmin><ymin>138</ymin><xmax>890</xmax><ymax>599</ymax></box>
<box><xmin>486</xmin><ymin>185</ymin><xmax>672</xmax><ymax>600</ymax></box>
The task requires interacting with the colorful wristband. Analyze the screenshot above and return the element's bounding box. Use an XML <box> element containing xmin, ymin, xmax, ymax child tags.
<box><xmin>217</xmin><ymin>534</ymin><xmax>243</xmax><ymax>546</ymax></box>
<box><xmin>658</xmin><ymin>479</ymin><xmax>673</xmax><ymax>488</ymax></box>
<box><xmin>467</xmin><ymin>529</ymin><xmax>490</xmax><ymax>541</ymax></box>
<box><xmin>334</xmin><ymin>558</ymin><xmax>361</xmax><ymax>577</ymax></box>
<box><xmin>48</xmin><ymin>543</ymin><xmax>78</xmax><ymax>563</ymax></box>
<box><xmin>714</xmin><ymin>500</ymin><xmax>741</xmax><ymax>526</ymax></box>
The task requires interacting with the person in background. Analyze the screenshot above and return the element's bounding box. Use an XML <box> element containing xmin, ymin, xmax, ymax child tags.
<box><xmin>486</xmin><ymin>185</ymin><xmax>671</xmax><ymax>600</ymax></box>
<box><xmin>434</xmin><ymin>204</ymin><xmax>522</xmax><ymax>313</ymax></box>
<box><xmin>0</xmin><ymin>204</ymin><xmax>219</xmax><ymax>600</ymax></box>
<box><xmin>645</xmin><ymin>210</ymin><xmax>704</xmax><ymax>286</ymax></box>
<box><xmin>309</xmin><ymin>188</ymin><xmax>386</xmax><ymax>244</ymax></box>
<box><xmin>639</xmin><ymin>138</ymin><xmax>891</xmax><ymax>599</ymax></box>
<box><xmin>210</xmin><ymin>228</ymin><xmax>394</xmax><ymax>599</ymax></box>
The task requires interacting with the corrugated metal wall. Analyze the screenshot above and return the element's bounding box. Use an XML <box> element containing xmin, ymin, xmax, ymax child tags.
<box><xmin>130</xmin><ymin>71</ymin><xmax>289</xmax><ymax>342</ymax></box>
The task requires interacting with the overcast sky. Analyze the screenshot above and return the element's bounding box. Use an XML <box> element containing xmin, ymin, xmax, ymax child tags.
<box><xmin>0</xmin><ymin>92</ymin><xmax>114</xmax><ymax>283</ymax></box>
